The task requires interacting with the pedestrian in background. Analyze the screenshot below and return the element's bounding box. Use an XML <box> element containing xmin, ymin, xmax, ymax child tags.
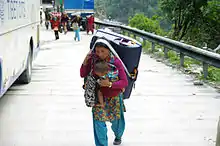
<box><xmin>61</xmin><ymin>12</ymin><xmax>69</xmax><ymax>34</ymax></box>
<box><xmin>50</xmin><ymin>16</ymin><xmax>60</xmax><ymax>40</ymax></box>
<box><xmin>86</xmin><ymin>14</ymin><xmax>94</xmax><ymax>34</ymax></box>
<box><xmin>72</xmin><ymin>15</ymin><xmax>81</xmax><ymax>41</ymax></box>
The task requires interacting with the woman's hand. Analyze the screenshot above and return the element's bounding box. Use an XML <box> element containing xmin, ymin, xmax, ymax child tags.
<box><xmin>83</xmin><ymin>50</ymin><xmax>92</xmax><ymax>65</ymax></box>
<box><xmin>99</xmin><ymin>78</ymin><xmax>110</xmax><ymax>87</ymax></box>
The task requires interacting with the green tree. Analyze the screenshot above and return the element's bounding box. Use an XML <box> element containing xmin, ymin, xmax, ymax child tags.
<box><xmin>95</xmin><ymin>0</ymin><xmax>219</xmax><ymax>49</ymax></box>
<box><xmin>95</xmin><ymin>0</ymin><xmax>159</xmax><ymax>23</ymax></box>
<box><xmin>177</xmin><ymin>0</ymin><xmax>220</xmax><ymax>48</ymax></box>
<box><xmin>129</xmin><ymin>14</ymin><xmax>164</xmax><ymax>35</ymax></box>
<box><xmin>201</xmin><ymin>0</ymin><xmax>220</xmax><ymax>48</ymax></box>
<box><xmin>159</xmin><ymin>0</ymin><xmax>208</xmax><ymax>40</ymax></box>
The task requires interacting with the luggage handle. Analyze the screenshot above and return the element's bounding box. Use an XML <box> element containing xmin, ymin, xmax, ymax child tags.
<box><xmin>115</xmin><ymin>38</ymin><xmax>136</xmax><ymax>46</ymax></box>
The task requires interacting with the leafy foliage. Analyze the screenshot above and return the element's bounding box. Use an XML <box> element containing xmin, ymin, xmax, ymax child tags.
<box><xmin>185</xmin><ymin>0</ymin><xmax>220</xmax><ymax>48</ymax></box>
<box><xmin>128</xmin><ymin>14</ymin><xmax>165</xmax><ymax>35</ymax></box>
<box><xmin>159</xmin><ymin>0</ymin><xmax>208</xmax><ymax>40</ymax></box>
<box><xmin>95</xmin><ymin>0</ymin><xmax>159</xmax><ymax>23</ymax></box>
<box><xmin>95</xmin><ymin>0</ymin><xmax>220</xmax><ymax>49</ymax></box>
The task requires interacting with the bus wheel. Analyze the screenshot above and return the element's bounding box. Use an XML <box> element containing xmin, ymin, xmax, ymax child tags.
<box><xmin>18</xmin><ymin>47</ymin><xmax>33</xmax><ymax>84</ymax></box>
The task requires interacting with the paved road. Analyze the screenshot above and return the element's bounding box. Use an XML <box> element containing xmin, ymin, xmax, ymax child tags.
<box><xmin>0</xmin><ymin>28</ymin><xmax>220</xmax><ymax>146</ymax></box>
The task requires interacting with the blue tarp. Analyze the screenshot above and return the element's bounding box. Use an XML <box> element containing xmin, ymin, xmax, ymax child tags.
<box><xmin>64</xmin><ymin>0</ymin><xmax>94</xmax><ymax>10</ymax></box>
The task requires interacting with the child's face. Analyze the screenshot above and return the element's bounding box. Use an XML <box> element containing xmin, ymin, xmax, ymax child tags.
<box><xmin>95</xmin><ymin>71</ymin><xmax>108</xmax><ymax>77</ymax></box>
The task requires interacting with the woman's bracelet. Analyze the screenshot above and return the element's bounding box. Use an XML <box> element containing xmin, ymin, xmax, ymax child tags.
<box><xmin>109</xmin><ymin>82</ymin><xmax>112</xmax><ymax>88</ymax></box>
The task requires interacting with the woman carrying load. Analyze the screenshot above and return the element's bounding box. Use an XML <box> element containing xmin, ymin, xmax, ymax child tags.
<box><xmin>80</xmin><ymin>38</ymin><xmax>128</xmax><ymax>146</ymax></box>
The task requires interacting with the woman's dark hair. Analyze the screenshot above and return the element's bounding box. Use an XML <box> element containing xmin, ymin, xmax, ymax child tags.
<box><xmin>94</xmin><ymin>37</ymin><xmax>110</xmax><ymax>50</ymax></box>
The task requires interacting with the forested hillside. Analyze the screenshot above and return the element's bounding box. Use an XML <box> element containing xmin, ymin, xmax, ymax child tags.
<box><xmin>95</xmin><ymin>0</ymin><xmax>220</xmax><ymax>49</ymax></box>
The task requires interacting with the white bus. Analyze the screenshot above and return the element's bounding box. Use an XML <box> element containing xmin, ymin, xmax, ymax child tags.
<box><xmin>0</xmin><ymin>0</ymin><xmax>40</xmax><ymax>97</ymax></box>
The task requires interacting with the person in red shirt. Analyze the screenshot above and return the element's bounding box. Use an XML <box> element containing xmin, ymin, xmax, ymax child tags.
<box><xmin>86</xmin><ymin>14</ymin><xmax>94</xmax><ymax>34</ymax></box>
<box><xmin>61</xmin><ymin>12</ymin><xmax>69</xmax><ymax>34</ymax></box>
<box><xmin>80</xmin><ymin>38</ymin><xmax>128</xmax><ymax>145</ymax></box>
<box><xmin>50</xmin><ymin>16</ymin><xmax>60</xmax><ymax>40</ymax></box>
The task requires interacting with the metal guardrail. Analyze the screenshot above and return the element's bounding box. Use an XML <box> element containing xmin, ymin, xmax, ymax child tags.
<box><xmin>94</xmin><ymin>21</ymin><xmax>220</xmax><ymax>78</ymax></box>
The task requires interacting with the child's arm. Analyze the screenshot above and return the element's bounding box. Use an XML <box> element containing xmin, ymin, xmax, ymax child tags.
<box><xmin>98</xmin><ymin>90</ymin><xmax>103</xmax><ymax>97</ymax></box>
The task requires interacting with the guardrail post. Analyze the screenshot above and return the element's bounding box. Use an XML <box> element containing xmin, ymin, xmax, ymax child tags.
<box><xmin>203</xmin><ymin>62</ymin><xmax>208</xmax><ymax>78</ymax></box>
<box><xmin>122</xmin><ymin>30</ymin><xmax>125</xmax><ymax>35</ymax></box>
<box><xmin>134</xmin><ymin>34</ymin><xmax>137</xmax><ymax>40</ymax></box>
<box><xmin>180</xmin><ymin>53</ymin><xmax>184</xmax><ymax>67</ymax></box>
<box><xmin>151</xmin><ymin>42</ymin><xmax>155</xmax><ymax>52</ymax></box>
<box><xmin>216</xmin><ymin>117</ymin><xmax>220</xmax><ymax>146</ymax></box>
<box><xmin>127</xmin><ymin>32</ymin><xmax>130</xmax><ymax>37</ymax></box>
<box><xmin>163</xmin><ymin>36</ymin><xmax>168</xmax><ymax>58</ymax></box>
<box><xmin>143</xmin><ymin>39</ymin><xmax>146</xmax><ymax>47</ymax></box>
<box><xmin>164</xmin><ymin>47</ymin><xmax>168</xmax><ymax>58</ymax></box>
<box><xmin>95</xmin><ymin>24</ymin><xmax>99</xmax><ymax>30</ymax></box>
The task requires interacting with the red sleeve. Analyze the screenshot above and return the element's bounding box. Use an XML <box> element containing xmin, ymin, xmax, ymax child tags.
<box><xmin>80</xmin><ymin>57</ymin><xmax>92</xmax><ymax>78</ymax></box>
<box><xmin>111</xmin><ymin>58</ymin><xmax>128</xmax><ymax>89</ymax></box>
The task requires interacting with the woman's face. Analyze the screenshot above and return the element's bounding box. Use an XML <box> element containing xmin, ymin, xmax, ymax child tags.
<box><xmin>95</xmin><ymin>46</ymin><xmax>110</xmax><ymax>60</ymax></box>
